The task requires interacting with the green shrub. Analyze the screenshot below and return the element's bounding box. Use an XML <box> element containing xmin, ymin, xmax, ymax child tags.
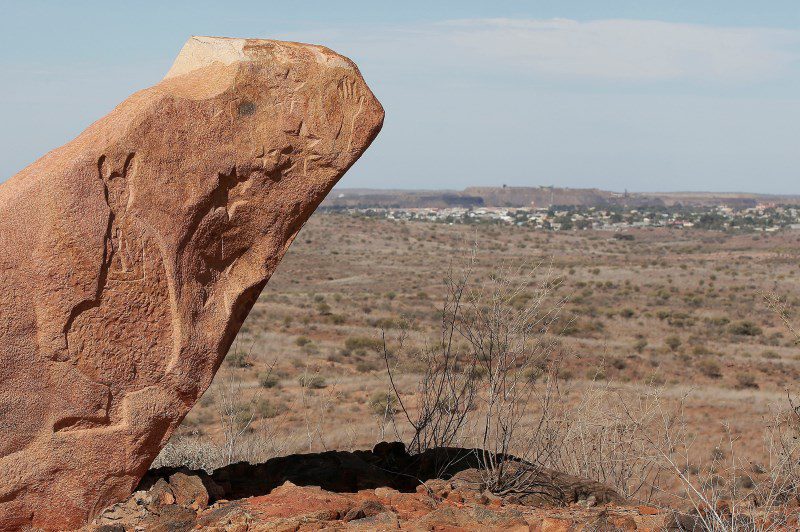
<box><xmin>344</xmin><ymin>336</ymin><xmax>382</xmax><ymax>354</ymax></box>
<box><xmin>295</xmin><ymin>336</ymin><xmax>311</xmax><ymax>347</ymax></box>
<box><xmin>665</xmin><ymin>336</ymin><xmax>682</xmax><ymax>352</ymax></box>
<box><xmin>329</xmin><ymin>314</ymin><xmax>346</xmax><ymax>325</ymax></box>
<box><xmin>509</xmin><ymin>293</ymin><xmax>533</xmax><ymax>310</ymax></box>
<box><xmin>298</xmin><ymin>374</ymin><xmax>327</xmax><ymax>389</ymax></box>
<box><xmin>706</xmin><ymin>316</ymin><xmax>730</xmax><ymax>328</ymax></box>
<box><xmin>698</xmin><ymin>359</ymin><xmax>722</xmax><ymax>379</ymax></box>
<box><xmin>466</xmin><ymin>365</ymin><xmax>489</xmax><ymax>381</ymax></box>
<box><xmin>735</xmin><ymin>372</ymin><xmax>759</xmax><ymax>390</ymax></box>
<box><xmin>255</xmin><ymin>398</ymin><xmax>283</xmax><ymax>419</ymax></box>
<box><xmin>588</xmin><ymin>319</ymin><xmax>605</xmax><ymax>332</ymax></box>
<box><xmin>561</xmin><ymin>323</ymin><xmax>580</xmax><ymax>336</ymax></box>
<box><xmin>588</xmin><ymin>369</ymin><xmax>607</xmax><ymax>380</ymax></box>
<box><xmin>692</xmin><ymin>345</ymin><xmax>711</xmax><ymax>356</ymax></box>
<box><xmin>258</xmin><ymin>372</ymin><xmax>279</xmax><ymax>389</ymax></box>
<box><xmin>301</xmin><ymin>342</ymin><xmax>319</xmax><ymax>355</ymax></box>
<box><xmin>233</xmin><ymin>406</ymin><xmax>254</xmax><ymax>428</ymax></box>
<box><xmin>369</xmin><ymin>391</ymin><xmax>398</xmax><ymax>416</ymax></box>
<box><xmin>729</xmin><ymin>321</ymin><xmax>762</xmax><ymax>337</ymax></box>
<box><xmin>368</xmin><ymin>317</ymin><xmax>403</xmax><ymax>329</ymax></box>
<box><xmin>356</xmin><ymin>360</ymin><xmax>379</xmax><ymax>373</ymax></box>
<box><xmin>226</xmin><ymin>351</ymin><xmax>250</xmax><ymax>368</ymax></box>
<box><xmin>523</xmin><ymin>367</ymin><xmax>543</xmax><ymax>383</ymax></box>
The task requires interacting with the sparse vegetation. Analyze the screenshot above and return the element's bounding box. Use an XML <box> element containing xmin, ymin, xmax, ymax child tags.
<box><xmin>665</xmin><ymin>335</ymin><xmax>682</xmax><ymax>352</ymax></box>
<box><xmin>368</xmin><ymin>391</ymin><xmax>398</xmax><ymax>416</ymax></box>
<box><xmin>258</xmin><ymin>372</ymin><xmax>280</xmax><ymax>389</ymax></box>
<box><xmin>157</xmin><ymin>213</ymin><xmax>800</xmax><ymax>523</ymax></box>
<box><xmin>698</xmin><ymin>359</ymin><xmax>722</xmax><ymax>379</ymax></box>
<box><xmin>298</xmin><ymin>374</ymin><xmax>327</xmax><ymax>389</ymax></box>
<box><xmin>734</xmin><ymin>372</ymin><xmax>758</xmax><ymax>389</ymax></box>
<box><xmin>729</xmin><ymin>320</ymin><xmax>763</xmax><ymax>337</ymax></box>
<box><xmin>343</xmin><ymin>335</ymin><xmax>382</xmax><ymax>355</ymax></box>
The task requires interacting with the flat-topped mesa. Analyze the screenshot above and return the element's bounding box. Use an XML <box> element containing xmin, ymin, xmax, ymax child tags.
<box><xmin>0</xmin><ymin>37</ymin><xmax>382</xmax><ymax>530</ymax></box>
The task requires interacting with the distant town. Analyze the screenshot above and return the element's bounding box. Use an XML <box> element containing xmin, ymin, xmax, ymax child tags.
<box><xmin>324</xmin><ymin>204</ymin><xmax>800</xmax><ymax>232</ymax></box>
<box><xmin>321</xmin><ymin>186</ymin><xmax>800</xmax><ymax>232</ymax></box>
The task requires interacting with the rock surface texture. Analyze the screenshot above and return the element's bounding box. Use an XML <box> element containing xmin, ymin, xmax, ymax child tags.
<box><xmin>89</xmin><ymin>475</ymin><xmax>668</xmax><ymax>531</ymax></box>
<box><xmin>89</xmin><ymin>445</ymin><xmax>640</xmax><ymax>531</ymax></box>
<box><xmin>92</xmin><ymin>442</ymin><xmax>790</xmax><ymax>531</ymax></box>
<box><xmin>0</xmin><ymin>36</ymin><xmax>383</xmax><ymax>530</ymax></box>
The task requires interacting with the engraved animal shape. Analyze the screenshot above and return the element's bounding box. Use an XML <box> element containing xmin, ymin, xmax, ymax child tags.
<box><xmin>0</xmin><ymin>37</ymin><xmax>383</xmax><ymax>530</ymax></box>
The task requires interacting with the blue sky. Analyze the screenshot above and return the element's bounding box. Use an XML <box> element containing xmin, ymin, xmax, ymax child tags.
<box><xmin>1</xmin><ymin>1</ymin><xmax>799</xmax><ymax>192</ymax></box>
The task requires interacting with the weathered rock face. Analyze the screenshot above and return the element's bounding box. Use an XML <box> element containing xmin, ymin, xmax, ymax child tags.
<box><xmin>0</xmin><ymin>36</ymin><xmax>383</xmax><ymax>530</ymax></box>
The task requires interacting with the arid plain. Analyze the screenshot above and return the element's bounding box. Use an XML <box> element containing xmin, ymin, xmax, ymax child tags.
<box><xmin>160</xmin><ymin>211</ymin><xmax>800</xmax><ymax>507</ymax></box>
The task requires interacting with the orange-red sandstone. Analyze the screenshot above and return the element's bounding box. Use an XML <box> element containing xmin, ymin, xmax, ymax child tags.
<box><xmin>0</xmin><ymin>36</ymin><xmax>382</xmax><ymax>530</ymax></box>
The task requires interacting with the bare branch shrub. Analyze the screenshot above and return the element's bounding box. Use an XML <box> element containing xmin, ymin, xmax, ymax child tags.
<box><xmin>380</xmin><ymin>249</ymin><xmax>688</xmax><ymax>502</ymax></box>
<box><xmin>153</xmin><ymin>361</ymin><xmax>299</xmax><ymax>471</ymax></box>
<box><xmin>215</xmin><ymin>375</ymin><xmax>256</xmax><ymax>465</ymax></box>
<box><xmin>635</xmin><ymin>408</ymin><xmax>800</xmax><ymax>531</ymax></box>
<box><xmin>298</xmin><ymin>366</ymin><xmax>339</xmax><ymax>452</ymax></box>
<box><xmin>543</xmin><ymin>384</ymin><xmax>677</xmax><ymax>502</ymax></box>
<box><xmin>382</xmin><ymin>251</ymin><xmax>574</xmax><ymax>485</ymax></box>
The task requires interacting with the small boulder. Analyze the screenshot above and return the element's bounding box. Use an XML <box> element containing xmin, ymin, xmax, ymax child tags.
<box><xmin>374</xmin><ymin>486</ymin><xmax>401</xmax><ymax>501</ymax></box>
<box><xmin>348</xmin><ymin>511</ymin><xmax>400</xmax><ymax>530</ymax></box>
<box><xmin>146</xmin><ymin>478</ymin><xmax>175</xmax><ymax>507</ymax></box>
<box><xmin>343</xmin><ymin>499</ymin><xmax>388</xmax><ymax>521</ymax></box>
<box><xmin>168</xmin><ymin>472</ymin><xmax>209</xmax><ymax>510</ymax></box>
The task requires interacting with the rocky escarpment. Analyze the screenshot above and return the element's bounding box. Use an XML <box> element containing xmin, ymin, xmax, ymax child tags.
<box><xmin>0</xmin><ymin>36</ymin><xmax>382</xmax><ymax>530</ymax></box>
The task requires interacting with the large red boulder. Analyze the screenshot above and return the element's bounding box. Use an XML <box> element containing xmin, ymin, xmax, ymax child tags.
<box><xmin>0</xmin><ymin>36</ymin><xmax>383</xmax><ymax>530</ymax></box>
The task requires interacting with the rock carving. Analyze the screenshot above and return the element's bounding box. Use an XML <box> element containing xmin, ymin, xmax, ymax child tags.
<box><xmin>0</xmin><ymin>36</ymin><xmax>383</xmax><ymax>530</ymax></box>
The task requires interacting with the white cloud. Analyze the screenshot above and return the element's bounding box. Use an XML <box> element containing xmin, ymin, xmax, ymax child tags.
<box><xmin>290</xmin><ymin>18</ymin><xmax>800</xmax><ymax>84</ymax></box>
<box><xmin>437</xmin><ymin>18</ymin><xmax>799</xmax><ymax>82</ymax></box>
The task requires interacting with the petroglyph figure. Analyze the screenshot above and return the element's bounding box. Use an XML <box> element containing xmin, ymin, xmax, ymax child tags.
<box><xmin>0</xmin><ymin>36</ymin><xmax>383</xmax><ymax>529</ymax></box>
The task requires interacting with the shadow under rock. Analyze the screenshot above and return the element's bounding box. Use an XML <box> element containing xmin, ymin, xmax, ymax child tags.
<box><xmin>140</xmin><ymin>442</ymin><xmax>622</xmax><ymax>507</ymax></box>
